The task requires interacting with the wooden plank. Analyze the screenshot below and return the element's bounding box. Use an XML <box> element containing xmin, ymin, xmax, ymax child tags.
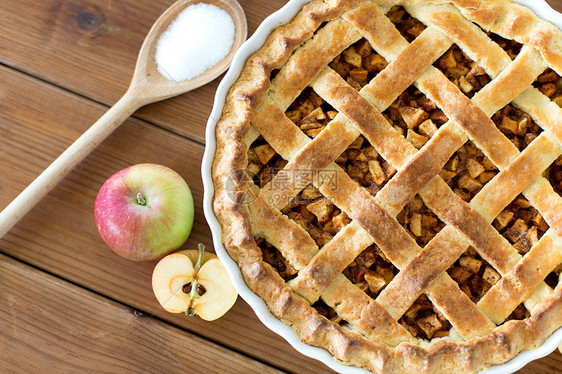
<box><xmin>0</xmin><ymin>253</ymin><xmax>283</xmax><ymax>373</ymax></box>
<box><xmin>519</xmin><ymin>350</ymin><xmax>562</xmax><ymax>374</ymax></box>
<box><xmin>0</xmin><ymin>0</ymin><xmax>284</xmax><ymax>144</ymax></box>
<box><xmin>0</xmin><ymin>64</ymin><xmax>331</xmax><ymax>373</ymax></box>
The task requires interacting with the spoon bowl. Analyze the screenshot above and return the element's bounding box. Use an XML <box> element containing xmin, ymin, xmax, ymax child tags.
<box><xmin>0</xmin><ymin>0</ymin><xmax>247</xmax><ymax>238</ymax></box>
<box><xmin>133</xmin><ymin>0</ymin><xmax>248</xmax><ymax>101</ymax></box>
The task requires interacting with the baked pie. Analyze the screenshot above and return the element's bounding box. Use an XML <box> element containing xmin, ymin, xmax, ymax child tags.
<box><xmin>211</xmin><ymin>0</ymin><xmax>562</xmax><ymax>372</ymax></box>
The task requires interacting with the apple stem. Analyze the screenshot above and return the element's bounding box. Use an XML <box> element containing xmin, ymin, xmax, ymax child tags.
<box><xmin>136</xmin><ymin>192</ymin><xmax>147</xmax><ymax>206</ymax></box>
<box><xmin>195</xmin><ymin>243</ymin><xmax>205</xmax><ymax>269</ymax></box>
<box><xmin>186</xmin><ymin>243</ymin><xmax>206</xmax><ymax>317</ymax></box>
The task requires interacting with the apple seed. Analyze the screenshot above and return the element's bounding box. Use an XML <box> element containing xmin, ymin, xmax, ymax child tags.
<box><xmin>182</xmin><ymin>283</ymin><xmax>207</xmax><ymax>296</ymax></box>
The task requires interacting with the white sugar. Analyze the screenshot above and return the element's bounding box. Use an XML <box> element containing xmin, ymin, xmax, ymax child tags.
<box><xmin>155</xmin><ymin>3</ymin><xmax>235</xmax><ymax>82</ymax></box>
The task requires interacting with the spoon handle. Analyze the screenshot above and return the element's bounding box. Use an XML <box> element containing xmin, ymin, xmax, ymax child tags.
<box><xmin>0</xmin><ymin>91</ymin><xmax>141</xmax><ymax>238</ymax></box>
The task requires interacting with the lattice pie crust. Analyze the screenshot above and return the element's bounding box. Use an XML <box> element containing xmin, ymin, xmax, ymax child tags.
<box><xmin>212</xmin><ymin>0</ymin><xmax>562</xmax><ymax>372</ymax></box>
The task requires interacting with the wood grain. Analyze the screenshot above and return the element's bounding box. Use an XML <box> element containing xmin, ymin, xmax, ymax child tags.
<box><xmin>0</xmin><ymin>0</ymin><xmax>283</xmax><ymax>144</ymax></box>
<box><xmin>0</xmin><ymin>64</ymin><xmax>326</xmax><ymax>373</ymax></box>
<box><xmin>0</xmin><ymin>253</ymin><xmax>283</xmax><ymax>374</ymax></box>
<box><xmin>0</xmin><ymin>0</ymin><xmax>561</xmax><ymax>373</ymax></box>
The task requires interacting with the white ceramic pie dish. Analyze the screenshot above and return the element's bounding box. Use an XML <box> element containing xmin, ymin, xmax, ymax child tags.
<box><xmin>202</xmin><ymin>1</ymin><xmax>562</xmax><ymax>373</ymax></box>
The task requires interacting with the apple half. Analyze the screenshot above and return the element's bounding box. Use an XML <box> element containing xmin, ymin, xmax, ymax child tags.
<box><xmin>152</xmin><ymin>245</ymin><xmax>237</xmax><ymax>321</ymax></box>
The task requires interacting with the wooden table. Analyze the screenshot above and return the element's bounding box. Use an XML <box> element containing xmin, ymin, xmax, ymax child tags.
<box><xmin>1</xmin><ymin>0</ymin><xmax>561</xmax><ymax>373</ymax></box>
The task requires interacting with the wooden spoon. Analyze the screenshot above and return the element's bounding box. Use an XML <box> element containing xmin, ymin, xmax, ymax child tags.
<box><xmin>0</xmin><ymin>0</ymin><xmax>247</xmax><ymax>238</ymax></box>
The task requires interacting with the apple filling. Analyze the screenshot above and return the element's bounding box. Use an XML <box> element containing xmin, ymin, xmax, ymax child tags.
<box><xmin>449</xmin><ymin>244</ymin><xmax>530</xmax><ymax>322</ymax></box>
<box><xmin>397</xmin><ymin>195</ymin><xmax>445</xmax><ymax>247</ymax></box>
<box><xmin>335</xmin><ymin>135</ymin><xmax>396</xmax><ymax>196</ymax></box>
<box><xmin>441</xmin><ymin>141</ymin><xmax>498</xmax><ymax>202</ymax></box>
<box><xmin>435</xmin><ymin>29</ymin><xmax>521</xmax><ymax>99</ymax></box>
<box><xmin>495</xmin><ymin>195</ymin><xmax>549</xmax><ymax>254</ymax></box>
<box><xmin>343</xmin><ymin>245</ymin><xmax>398</xmax><ymax>299</ymax></box>
<box><xmin>383</xmin><ymin>85</ymin><xmax>449</xmax><ymax>150</ymax></box>
<box><xmin>247</xmin><ymin>136</ymin><xmax>287</xmax><ymax>188</ymax></box>
<box><xmin>329</xmin><ymin>38</ymin><xmax>388</xmax><ymax>91</ymax></box>
<box><xmin>433</xmin><ymin>30</ymin><xmax>522</xmax><ymax>99</ymax></box>
<box><xmin>445</xmin><ymin>194</ymin><xmax>549</xmax><ymax>322</ymax></box>
<box><xmin>545</xmin><ymin>155</ymin><xmax>562</xmax><ymax>196</ymax></box>
<box><xmin>387</xmin><ymin>6</ymin><xmax>426</xmax><ymax>44</ymax></box>
<box><xmin>394</xmin><ymin>197</ymin><xmax>450</xmax><ymax>339</ymax></box>
<box><xmin>285</xmin><ymin>88</ymin><xmax>338</xmax><ymax>139</ymax></box>
<box><xmin>398</xmin><ymin>294</ymin><xmax>452</xmax><ymax>340</ymax></box>
<box><xmin>434</xmin><ymin>44</ymin><xmax>492</xmax><ymax>98</ymax></box>
<box><xmin>281</xmin><ymin>185</ymin><xmax>351</xmax><ymax>247</ymax></box>
<box><xmin>534</xmin><ymin>68</ymin><xmax>562</xmax><ymax>106</ymax></box>
<box><xmin>447</xmin><ymin>247</ymin><xmax>501</xmax><ymax>303</ymax></box>
<box><xmin>316</xmin><ymin>244</ymin><xmax>402</xmax><ymax>328</ymax></box>
<box><xmin>257</xmin><ymin>238</ymin><xmax>299</xmax><ymax>282</ymax></box>
<box><xmin>491</xmin><ymin>104</ymin><xmax>543</xmax><ymax>151</ymax></box>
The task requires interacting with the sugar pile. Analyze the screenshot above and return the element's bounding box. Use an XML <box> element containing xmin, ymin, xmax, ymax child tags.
<box><xmin>156</xmin><ymin>3</ymin><xmax>235</xmax><ymax>82</ymax></box>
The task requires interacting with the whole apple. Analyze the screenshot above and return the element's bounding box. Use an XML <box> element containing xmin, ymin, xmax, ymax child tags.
<box><xmin>94</xmin><ymin>163</ymin><xmax>194</xmax><ymax>261</ymax></box>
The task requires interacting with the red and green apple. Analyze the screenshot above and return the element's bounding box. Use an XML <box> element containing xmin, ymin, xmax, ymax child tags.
<box><xmin>94</xmin><ymin>163</ymin><xmax>194</xmax><ymax>261</ymax></box>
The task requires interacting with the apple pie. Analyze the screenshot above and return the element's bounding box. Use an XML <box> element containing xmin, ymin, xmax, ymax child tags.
<box><xmin>211</xmin><ymin>0</ymin><xmax>562</xmax><ymax>372</ymax></box>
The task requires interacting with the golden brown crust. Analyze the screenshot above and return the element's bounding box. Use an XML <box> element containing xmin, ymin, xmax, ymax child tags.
<box><xmin>212</xmin><ymin>0</ymin><xmax>562</xmax><ymax>372</ymax></box>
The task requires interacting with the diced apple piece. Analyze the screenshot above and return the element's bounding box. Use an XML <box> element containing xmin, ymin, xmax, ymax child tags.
<box><xmin>406</xmin><ymin>130</ymin><xmax>428</xmax><ymax>149</ymax></box>
<box><xmin>513</xmin><ymin>196</ymin><xmax>531</xmax><ymax>209</ymax></box>
<box><xmin>416</xmin><ymin>313</ymin><xmax>443</xmax><ymax>339</ymax></box>
<box><xmin>459</xmin><ymin>76</ymin><xmax>473</xmax><ymax>94</ymax></box>
<box><xmin>368</xmin><ymin>159</ymin><xmax>386</xmax><ymax>186</ymax></box>
<box><xmin>302</xmin><ymin>107</ymin><xmax>326</xmax><ymax>123</ymax></box>
<box><xmin>439</xmin><ymin>49</ymin><xmax>457</xmax><ymax>69</ymax></box>
<box><xmin>365</xmin><ymin>54</ymin><xmax>388</xmax><ymax>72</ymax></box>
<box><xmin>479</xmin><ymin>171</ymin><xmax>496</xmax><ymax>184</ymax></box>
<box><xmin>449</xmin><ymin>265</ymin><xmax>472</xmax><ymax>284</ymax></box>
<box><xmin>348</xmin><ymin>136</ymin><xmax>364</xmax><ymax>149</ymax></box>
<box><xmin>364</xmin><ymin>272</ymin><xmax>387</xmax><ymax>294</ymax></box>
<box><xmin>253</xmin><ymin>144</ymin><xmax>276</xmax><ymax>165</ymax></box>
<box><xmin>458</xmin><ymin>175</ymin><xmax>482</xmax><ymax>193</ymax></box>
<box><xmin>399</xmin><ymin>107</ymin><xmax>429</xmax><ymax>129</ymax></box>
<box><xmin>307</xmin><ymin>198</ymin><xmax>334</xmax><ymax>224</ymax></box>
<box><xmin>301</xmin><ymin>185</ymin><xmax>322</xmax><ymax>200</ymax></box>
<box><xmin>440</xmin><ymin>169</ymin><xmax>456</xmax><ymax>183</ymax></box>
<box><xmin>418</xmin><ymin>119</ymin><xmax>438</xmax><ymax>138</ymax></box>
<box><xmin>349</xmin><ymin>68</ymin><xmax>369</xmax><ymax>82</ymax></box>
<box><xmin>343</xmin><ymin>48</ymin><xmax>362</xmax><ymax>67</ymax></box>
<box><xmin>499</xmin><ymin>116</ymin><xmax>518</xmax><ymax>135</ymax></box>
<box><xmin>459</xmin><ymin>256</ymin><xmax>482</xmax><ymax>274</ymax></box>
<box><xmin>482</xmin><ymin>266</ymin><xmax>501</xmax><ymax>286</ymax></box>
<box><xmin>539</xmin><ymin>83</ymin><xmax>557</xmax><ymax>97</ymax></box>
<box><xmin>409</xmin><ymin>213</ymin><xmax>423</xmax><ymax>237</ymax></box>
<box><xmin>466</xmin><ymin>158</ymin><xmax>485</xmax><ymax>179</ymax></box>
<box><xmin>494</xmin><ymin>210</ymin><xmax>514</xmax><ymax>230</ymax></box>
<box><xmin>363</xmin><ymin>145</ymin><xmax>378</xmax><ymax>159</ymax></box>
